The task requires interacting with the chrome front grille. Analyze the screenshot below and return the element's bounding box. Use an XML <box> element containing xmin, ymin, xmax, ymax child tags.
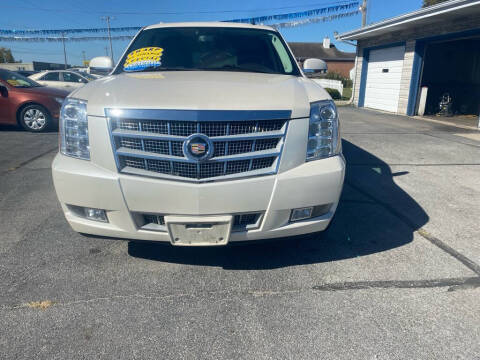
<box><xmin>107</xmin><ymin>109</ymin><xmax>290</xmax><ymax>182</ymax></box>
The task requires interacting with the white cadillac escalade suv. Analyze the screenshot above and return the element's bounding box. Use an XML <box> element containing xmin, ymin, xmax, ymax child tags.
<box><xmin>52</xmin><ymin>22</ymin><xmax>345</xmax><ymax>246</ymax></box>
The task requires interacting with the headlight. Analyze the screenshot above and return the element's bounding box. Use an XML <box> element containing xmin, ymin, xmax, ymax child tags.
<box><xmin>306</xmin><ymin>100</ymin><xmax>341</xmax><ymax>161</ymax></box>
<box><xmin>60</xmin><ymin>98</ymin><xmax>90</xmax><ymax>160</ymax></box>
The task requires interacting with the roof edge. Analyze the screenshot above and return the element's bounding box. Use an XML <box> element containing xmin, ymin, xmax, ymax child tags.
<box><xmin>337</xmin><ymin>0</ymin><xmax>480</xmax><ymax>40</ymax></box>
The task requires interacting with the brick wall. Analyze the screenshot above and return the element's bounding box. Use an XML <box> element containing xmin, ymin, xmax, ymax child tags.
<box><xmin>325</xmin><ymin>61</ymin><xmax>354</xmax><ymax>78</ymax></box>
<box><xmin>352</xmin><ymin>47</ymin><xmax>363</xmax><ymax>106</ymax></box>
<box><xmin>397</xmin><ymin>40</ymin><xmax>416</xmax><ymax>114</ymax></box>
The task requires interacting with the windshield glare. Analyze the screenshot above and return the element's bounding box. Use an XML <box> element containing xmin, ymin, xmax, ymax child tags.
<box><xmin>116</xmin><ymin>27</ymin><xmax>300</xmax><ymax>76</ymax></box>
<box><xmin>0</xmin><ymin>69</ymin><xmax>41</xmax><ymax>88</ymax></box>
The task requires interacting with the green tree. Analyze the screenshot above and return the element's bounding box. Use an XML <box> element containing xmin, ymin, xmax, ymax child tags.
<box><xmin>422</xmin><ymin>0</ymin><xmax>449</xmax><ymax>7</ymax></box>
<box><xmin>0</xmin><ymin>47</ymin><xmax>15</xmax><ymax>63</ymax></box>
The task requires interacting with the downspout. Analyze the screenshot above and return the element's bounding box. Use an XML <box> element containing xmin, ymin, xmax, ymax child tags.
<box><xmin>334</xmin><ymin>33</ymin><xmax>358</xmax><ymax>105</ymax></box>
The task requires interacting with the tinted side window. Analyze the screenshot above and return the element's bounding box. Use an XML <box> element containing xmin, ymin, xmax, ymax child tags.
<box><xmin>41</xmin><ymin>72</ymin><xmax>60</xmax><ymax>81</ymax></box>
<box><xmin>63</xmin><ymin>72</ymin><xmax>87</xmax><ymax>83</ymax></box>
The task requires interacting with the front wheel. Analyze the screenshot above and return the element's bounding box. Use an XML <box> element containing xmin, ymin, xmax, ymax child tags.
<box><xmin>19</xmin><ymin>104</ymin><xmax>51</xmax><ymax>132</ymax></box>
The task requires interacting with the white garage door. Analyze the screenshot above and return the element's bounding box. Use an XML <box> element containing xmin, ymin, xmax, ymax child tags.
<box><xmin>364</xmin><ymin>46</ymin><xmax>405</xmax><ymax>113</ymax></box>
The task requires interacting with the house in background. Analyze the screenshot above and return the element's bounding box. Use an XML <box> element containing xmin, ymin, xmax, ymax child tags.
<box><xmin>0</xmin><ymin>61</ymin><xmax>74</xmax><ymax>72</ymax></box>
<box><xmin>337</xmin><ymin>0</ymin><xmax>480</xmax><ymax>119</ymax></box>
<box><xmin>288</xmin><ymin>38</ymin><xmax>356</xmax><ymax>78</ymax></box>
<box><xmin>0</xmin><ymin>62</ymin><xmax>34</xmax><ymax>71</ymax></box>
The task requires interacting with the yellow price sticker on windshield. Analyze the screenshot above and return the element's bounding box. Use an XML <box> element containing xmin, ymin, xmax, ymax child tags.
<box><xmin>124</xmin><ymin>47</ymin><xmax>163</xmax><ymax>72</ymax></box>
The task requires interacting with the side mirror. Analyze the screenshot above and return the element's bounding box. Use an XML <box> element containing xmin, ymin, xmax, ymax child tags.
<box><xmin>303</xmin><ymin>58</ymin><xmax>328</xmax><ymax>77</ymax></box>
<box><xmin>0</xmin><ymin>84</ymin><xmax>8</xmax><ymax>97</ymax></box>
<box><xmin>89</xmin><ymin>56</ymin><xmax>114</xmax><ymax>75</ymax></box>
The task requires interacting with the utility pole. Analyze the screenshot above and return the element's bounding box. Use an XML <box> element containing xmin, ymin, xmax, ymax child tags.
<box><xmin>101</xmin><ymin>16</ymin><xmax>115</xmax><ymax>63</ymax></box>
<box><xmin>61</xmin><ymin>32</ymin><xmax>68</xmax><ymax>69</ymax></box>
<box><xmin>360</xmin><ymin>0</ymin><xmax>368</xmax><ymax>27</ymax></box>
<box><xmin>81</xmin><ymin>50</ymin><xmax>87</xmax><ymax>67</ymax></box>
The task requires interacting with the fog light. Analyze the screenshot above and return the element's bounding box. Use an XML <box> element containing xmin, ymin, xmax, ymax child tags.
<box><xmin>290</xmin><ymin>204</ymin><xmax>333</xmax><ymax>222</ymax></box>
<box><xmin>85</xmin><ymin>208</ymin><xmax>108</xmax><ymax>222</ymax></box>
<box><xmin>67</xmin><ymin>205</ymin><xmax>108</xmax><ymax>222</ymax></box>
<box><xmin>290</xmin><ymin>207</ymin><xmax>313</xmax><ymax>222</ymax></box>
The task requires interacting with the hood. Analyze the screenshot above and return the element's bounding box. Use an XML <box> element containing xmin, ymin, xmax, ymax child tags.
<box><xmin>19</xmin><ymin>86</ymin><xmax>69</xmax><ymax>98</ymax></box>
<box><xmin>72</xmin><ymin>71</ymin><xmax>329</xmax><ymax>118</ymax></box>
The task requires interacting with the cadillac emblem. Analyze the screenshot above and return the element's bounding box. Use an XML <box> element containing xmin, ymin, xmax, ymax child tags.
<box><xmin>190</xmin><ymin>143</ymin><xmax>206</xmax><ymax>155</ymax></box>
<box><xmin>183</xmin><ymin>133</ymin><xmax>213</xmax><ymax>162</ymax></box>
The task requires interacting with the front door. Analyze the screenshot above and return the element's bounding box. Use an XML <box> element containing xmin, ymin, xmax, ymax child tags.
<box><xmin>36</xmin><ymin>71</ymin><xmax>62</xmax><ymax>89</ymax></box>
<box><xmin>0</xmin><ymin>81</ymin><xmax>12</xmax><ymax>124</ymax></box>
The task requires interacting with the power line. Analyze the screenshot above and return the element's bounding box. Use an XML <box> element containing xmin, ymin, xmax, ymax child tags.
<box><xmin>0</xmin><ymin>1</ymin><xmax>359</xmax><ymax>37</ymax></box>
<box><xmin>5</xmin><ymin>0</ymin><xmax>354</xmax><ymax>16</ymax></box>
<box><xmin>19</xmin><ymin>0</ymin><xmax>86</xmax><ymax>26</ymax></box>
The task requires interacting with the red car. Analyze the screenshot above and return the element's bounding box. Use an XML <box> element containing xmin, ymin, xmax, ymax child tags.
<box><xmin>0</xmin><ymin>69</ymin><xmax>69</xmax><ymax>132</ymax></box>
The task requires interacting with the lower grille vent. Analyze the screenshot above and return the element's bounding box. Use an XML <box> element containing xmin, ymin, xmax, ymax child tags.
<box><xmin>137</xmin><ymin>212</ymin><xmax>262</xmax><ymax>233</ymax></box>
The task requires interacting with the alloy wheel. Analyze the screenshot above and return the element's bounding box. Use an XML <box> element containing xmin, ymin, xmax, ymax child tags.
<box><xmin>23</xmin><ymin>108</ymin><xmax>47</xmax><ymax>130</ymax></box>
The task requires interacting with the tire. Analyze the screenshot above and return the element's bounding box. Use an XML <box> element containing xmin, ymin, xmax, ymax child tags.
<box><xmin>19</xmin><ymin>104</ymin><xmax>51</xmax><ymax>132</ymax></box>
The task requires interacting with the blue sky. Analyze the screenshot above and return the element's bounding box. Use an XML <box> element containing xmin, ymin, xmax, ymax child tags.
<box><xmin>1</xmin><ymin>0</ymin><xmax>422</xmax><ymax>66</ymax></box>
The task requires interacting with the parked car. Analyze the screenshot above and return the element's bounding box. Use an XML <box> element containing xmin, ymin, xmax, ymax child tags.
<box><xmin>15</xmin><ymin>70</ymin><xmax>39</xmax><ymax>77</ymax></box>
<box><xmin>52</xmin><ymin>22</ymin><xmax>344</xmax><ymax>246</ymax></box>
<box><xmin>29</xmin><ymin>70</ymin><xmax>97</xmax><ymax>91</ymax></box>
<box><xmin>68</xmin><ymin>67</ymin><xmax>88</xmax><ymax>73</ymax></box>
<box><xmin>0</xmin><ymin>69</ymin><xmax>68</xmax><ymax>132</ymax></box>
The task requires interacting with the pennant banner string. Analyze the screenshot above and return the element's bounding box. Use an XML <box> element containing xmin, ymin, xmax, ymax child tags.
<box><xmin>0</xmin><ymin>9</ymin><xmax>359</xmax><ymax>42</ymax></box>
<box><xmin>0</xmin><ymin>1</ymin><xmax>359</xmax><ymax>36</ymax></box>
<box><xmin>225</xmin><ymin>2</ymin><xmax>359</xmax><ymax>23</ymax></box>
<box><xmin>0</xmin><ymin>27</ymin><xmax>141</xmax><ymax>36</ymax></box>
<box><xmin>0</xmin><ymin>10</ymin><xmax>360</xmax><ymax>42</ymax></box>
<box><xmin>0</xmin><ymin>35</ymin><xmax>135</xmax><ymax>42</ymax></box>
<box><xmin>270</xmin><ymin>10</ymin><xmax>360</xmax><ymax>29</ymax></box>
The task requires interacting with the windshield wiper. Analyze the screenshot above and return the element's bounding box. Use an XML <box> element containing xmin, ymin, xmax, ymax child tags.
<box><xmin>122</xmin><ymin>65</ymin><xmax>277</xmax><ymax>74</ymax></box>
<box><xmin>199</xmin><ymin>65</ymin><xmax>275</xmax><ymax>74</ymax></box>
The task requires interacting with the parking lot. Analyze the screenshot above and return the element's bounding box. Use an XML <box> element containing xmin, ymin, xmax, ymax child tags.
<box><xmin>0</xmin><ymin>106</ymin><xmax>479</xmax><ymax>359</ymax></box>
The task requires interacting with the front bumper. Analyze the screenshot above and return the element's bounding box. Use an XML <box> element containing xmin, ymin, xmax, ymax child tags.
<box><xmin>52</xmin><ymin>153</ymin><xmax>345</xmax><ymax>243</ymax></box>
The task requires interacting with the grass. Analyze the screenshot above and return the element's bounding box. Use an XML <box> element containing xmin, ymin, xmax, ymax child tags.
<box><xmin>342</xmin><ymin>87</ymin><xmax>352</xmax><ymax>101</ymax></box>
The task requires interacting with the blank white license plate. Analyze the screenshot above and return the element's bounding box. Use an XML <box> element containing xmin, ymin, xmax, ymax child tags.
<box><xmin>165</xmin><ymin>215</ymin><xmax>232</xmax><ymax>246</ymax></box>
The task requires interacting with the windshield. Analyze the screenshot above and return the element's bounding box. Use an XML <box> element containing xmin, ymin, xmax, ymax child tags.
<box><xmin>0</xmin><ymin>69</ymin><xmax>42</xmax><ymax>88</ymax></box>
<box><xmin>115</xmin><ymin>27</ymin><xmax>300</xmax><ymax>76</ymax></box>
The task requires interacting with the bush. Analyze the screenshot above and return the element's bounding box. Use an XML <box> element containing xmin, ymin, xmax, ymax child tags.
<box><xmin>325</xmin><ymin>88</ymin><xmax>341</xmax><ymax>100</ymax></box>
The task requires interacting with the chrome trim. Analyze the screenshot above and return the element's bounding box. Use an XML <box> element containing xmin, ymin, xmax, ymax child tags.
<box><xmin>106</xmin><ymin>116</ymin><xmax>121</xmax><ymax>170</ymax></box>
<box><xmin>116</xmin><ymin>147</ymin><xmax>281</xmax><ymax>163</ymax></box>
<box><xmin>107</xmin><ymin>108</ymin><xmax>290</xmax><ymax>182</ymax></box>
<box><xmin>182</xmin><ymin>133</ymin><xmax>214</xmax><ymax>162</ymax></box>
<box><xmin>105</xmin><ymin>108</ymin><xmax>292</xmax><ymax>121</ymax></box>
<box><xmin>111</xmin><ymin>128</ymin><xmax>285</xmax><ymax>141</ymax></box>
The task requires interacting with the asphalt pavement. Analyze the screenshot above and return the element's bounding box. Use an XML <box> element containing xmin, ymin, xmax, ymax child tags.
<box><xmin>0</xmin><ymin>107</ymin><xmax>479</xmax><ymax>359</ymax></box>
